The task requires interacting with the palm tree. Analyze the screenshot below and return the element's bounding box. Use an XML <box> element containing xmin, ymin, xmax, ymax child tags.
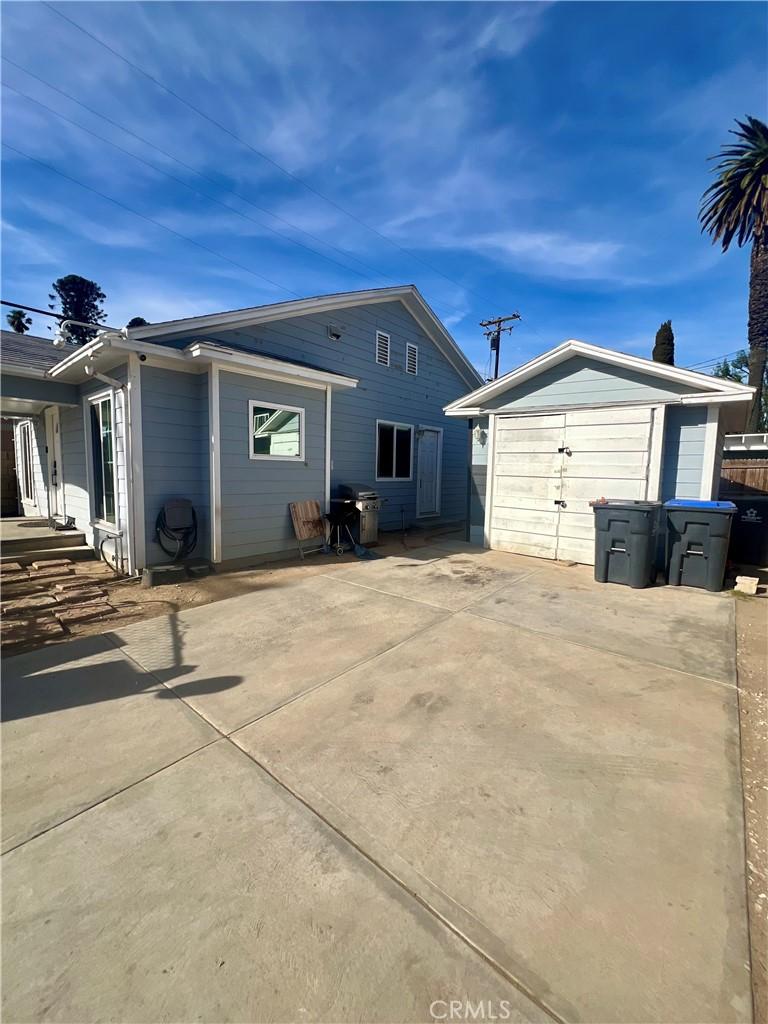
<box><xmin>700</xmin><ymin>116</ymin><xmax>768</xmax><ymax>431</ymax></box>
<box><xmin>6</xmin><ymin>309</ymin><xmax>32</xmax><ymax>334</ymax></box>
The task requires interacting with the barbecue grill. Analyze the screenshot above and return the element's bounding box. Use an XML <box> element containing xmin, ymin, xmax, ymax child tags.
<box><xmin>332</xmin><ymin>484</ymin><xmax>383</xmax><ymax>546</ymax></box>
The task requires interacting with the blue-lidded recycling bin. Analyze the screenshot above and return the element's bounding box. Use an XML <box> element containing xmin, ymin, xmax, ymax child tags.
<box><xmin>664</xmin><ymin>499</ymin><xmax>737</xmax><ymax>592</ymax></box>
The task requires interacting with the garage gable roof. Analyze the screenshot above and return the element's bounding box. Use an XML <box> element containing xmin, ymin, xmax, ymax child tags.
<box><xmin>127</xmin><ymin>285</ymin><xmax>483</xmax><ymax>390</ymax></box>
<box><xmin>444</xmin><ymin>339</ymin><xmax>754</xmax><ymax>415</ymax></box>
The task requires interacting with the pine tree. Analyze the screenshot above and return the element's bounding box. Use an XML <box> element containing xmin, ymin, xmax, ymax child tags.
<box><xmin>48</xmin><ymin>275</ymin><xmax>107</xmax><ymax>344</ymax></box>
<box><xmin>652</xmin><ymin>320</ymin><xmax>675</xmax><ymax>365</ymax></box>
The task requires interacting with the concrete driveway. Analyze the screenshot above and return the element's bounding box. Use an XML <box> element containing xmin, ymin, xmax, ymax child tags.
<box><xmin>2</xmin><ymin>539</ymin><xmax>751</xmax><ymax>1024</ymax></box>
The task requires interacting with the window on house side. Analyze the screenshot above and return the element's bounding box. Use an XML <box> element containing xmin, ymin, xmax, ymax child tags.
<box><xmin>249</xmin><ymin>401</ymin><xmax>304</xmax><ymax>460</ymax></box>
<box><xmin>376</xmin><ymin>331</ymin><xmax>390</xmax><ymax>366</ymax></box>
<box><xmin>90</xmin><ymin>396</ymin><xmax>116</xmax><ymax>524</ymax></box>
<box><xmin>376</xmin><ymin>421</ymin><xmax>413</xmax><ymax>480</ymax></box>
<box><xmin>406</xmin><ymin>343</ymin><xmax>418</xmax><ymax>375</ymax></box>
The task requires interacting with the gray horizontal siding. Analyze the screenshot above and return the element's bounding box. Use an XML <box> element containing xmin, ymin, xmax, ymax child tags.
<box><xmin>141</xmin><ymin>365</ymin><xmax>210</xmax><ymax>565</ymax></box>
<box><xmin>661</xmin><ymin>406</ymin><xmax>707</xmax><ymax>500</ymax></box>
<box><xmin>485</xmin><ymin>357</ymin><xmax>697</xmax><ymax>412</ymax></box>
<box><xmin>219</xmin><ymin>371</ymin><xmax>325</xmax><ymax>561</ymax></box>
<box><xmin>144</xmin><ymin>300</ymin><xmax>472</xmax><ymax>530</ymax></box>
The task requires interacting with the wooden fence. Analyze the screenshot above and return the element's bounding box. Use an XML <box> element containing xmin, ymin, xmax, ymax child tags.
<box><xmin>720</xmin><ymin>458</ymin><xmax>768</xmax><ymax>497</ymax></box>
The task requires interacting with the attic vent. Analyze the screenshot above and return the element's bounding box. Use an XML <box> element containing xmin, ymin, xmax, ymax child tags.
<box><xmin>405</xmin><ymin>342</ymin><xmax>418</xmax><ymax>375</ymax></box>
<box><xmin>375</xmin><ymin>331</ymin><xmax>390</xmax><ymax>366</ymax></box>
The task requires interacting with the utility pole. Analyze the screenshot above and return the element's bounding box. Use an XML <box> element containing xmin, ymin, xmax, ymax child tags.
<box><xmin>480</xmin><ymin>313</ymin><xmax>521</xmax><ymax>380</ymax></box>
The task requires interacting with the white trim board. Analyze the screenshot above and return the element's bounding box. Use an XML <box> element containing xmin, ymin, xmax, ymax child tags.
<box><xmin>700</xmin><ymin>405</ymin><xmax>720</xmax><ymax>500</ymax></box>
<box><xmin>209</xmin><ymin>365</ymin><xmax>222</xmax><ymax>564</ymax></box>
<box><xmin>444</xmin><ymin>339</ymin><xmax>754</xmax><ymax>415</ymax></box>
<box><xmin>127</xmin><ymin>354</ymin><xmax>146</xmax><ymax>572</ymax></box>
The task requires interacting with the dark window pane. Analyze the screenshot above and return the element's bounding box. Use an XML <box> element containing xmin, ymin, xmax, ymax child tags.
<box><xmin>377</xmin><ymin>423</ymin><xmax>394</xmax><ymax>478</ymax></box>
<box><xmin>395</xmin><ymin>427</ymin><xmax>411</xmax><ymax>479</ymax></box>
<box><xmin>91</xmin><ymin>398</ymin><xmax>115</xmax><ymax>524</ymax></box>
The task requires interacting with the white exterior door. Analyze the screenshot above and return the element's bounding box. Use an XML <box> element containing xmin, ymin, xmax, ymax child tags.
<box><xmin>489</xmin><ymin>407</ymin><xmax>655</xmax><ymax>564</ymax></box>
<box><xmin>44</xmin><ymin>406</ymin><xmax>64</xmax><ymax>518</ymax></box>
<box><xmin>489</xmin><ymin>413</ymin><xmax>565</xmax><ymax>559</ymax></box>
<box><xmin>416</xmin><ymin>427</ymin><xmax>442</xmax><ymax>517</ymax></box>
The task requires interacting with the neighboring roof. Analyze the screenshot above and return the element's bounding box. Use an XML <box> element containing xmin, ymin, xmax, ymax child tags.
<box><xmin>0</xmin><ymin>330</ymin><xmax>62</xmax><ymax>377</ymax></box>
<box><xmin>127</xmin><ymin>285</ymin><xmax>483</xmax><ymax>389</ymax></box>
<box><xmin>444</xmin><ymin>339</ymin><xmax>755</xmax><ymax>415</ymax></box>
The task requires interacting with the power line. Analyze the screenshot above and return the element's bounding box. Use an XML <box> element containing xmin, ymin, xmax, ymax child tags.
<box><xmin>684</xmin><ymin>349</ymin><xmax>743</xmax><ymax>370</ymax></box>
<box><xmin>3</xmin><ymin>58</ymin><xmax>497</xmax><ymax>330</ymax></box>
<box><xmin>2</xmin><ymin>142</ymin><xmax>303</xmax><ymax>299</ymax></box>
<box><xmin>42</xmin><ymin>2</ymin><xmax>518</xmax><ymax>315</ymax></box>
<box><xmin>1</xmin><ymin>299</ymin><xmax>64</xmax><ymax>320</ymax></box>
<box><xmin>2</xmin><ymin>81</ymin><xmax>383</xmax><ymax>286</ymax></box>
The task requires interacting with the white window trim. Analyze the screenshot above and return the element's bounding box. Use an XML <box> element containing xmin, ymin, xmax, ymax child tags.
<box><xmin>86</xmin><ymin>388</ymin><xmax>119</xmax><ymax>531</ymax></box>
<box><xmin>248</xmin><ymin>399</ymin><xmax>305</xmax><ymax>462</ymax></box>
<box><xmin>375</xmin><ymin>419</ymin><xmax>414</xmax><ymax>482</ymax></box>
<box><xmin>375</xmin><ymin>331</ymin><xmax>391</xmax><ymax>367</ymax></box>
<box><xmin>17</xmin><ymin>420</ymin><xmax>36</xmax><ymax>505</ymax></box>
<box><xmin>405</xmin><ymin>342</ymin><xmax>418</xmax><ymax>375</ymax></box>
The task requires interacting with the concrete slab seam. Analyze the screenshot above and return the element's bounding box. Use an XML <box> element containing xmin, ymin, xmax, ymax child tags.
<box><xmin>464</xmin><ymin>606</ymin><xmax>739</xmax><ymax>691</ymax></box>
<box><xmin>1</xmin><ymin>737</ymin><xmax>221</xmax><ymax>856</ymax></box>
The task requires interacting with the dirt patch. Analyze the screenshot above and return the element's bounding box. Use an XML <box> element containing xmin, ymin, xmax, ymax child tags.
<box><xmin>736</xmin><ymin>589</ymin><xmax>768</xmax><ymax>1024</ymax></box>
<box><xmin>1</xmin><ymin>529</ymin><xmax>462</xmax><ymax>657</ymax></box>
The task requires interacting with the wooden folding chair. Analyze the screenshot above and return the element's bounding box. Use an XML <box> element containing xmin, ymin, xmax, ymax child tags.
<box><xmin>289</xmin><ymin>500</ymin><xmax>328</xmax><ymax>560</ymax></box>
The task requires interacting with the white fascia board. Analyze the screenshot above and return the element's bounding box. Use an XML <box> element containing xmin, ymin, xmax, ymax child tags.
<box><xmin>46</xmin><ymin>339</ymin><xmax>107</xmax><ymax>379</ymax></box>
<box><xmin>444</xmin><ymin>407</ymin><xmax>483</xmax><ymax>417</ymax></box>
<box><xmin>186</xmin><ymin>342</ymin><xmax>358</xmax><ymax>389</ymax></box>
<box><xmin>127</xmin><ymin>287</ymin><xmax>414</xmax><ymax>339</ymax></box>
<box><xmin>445</xmin><ymin>339</ymin><xmax>754</xmax><ymax>413</ymax></box>
<box><xmin>0</xmin><ymin>365</ymin><xmax>50</xmax><ymax>380</ymax></box>
<box><xmin>679</xmin><ymin>391</ymin><xmax>753</xmax><ymax>405</ymax></box>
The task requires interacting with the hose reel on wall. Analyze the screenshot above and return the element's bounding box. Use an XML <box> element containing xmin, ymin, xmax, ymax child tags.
<box><xmin>156</xmin><ymin>498</ymin><xmax>198</xmax><ymax>561</ymax></box>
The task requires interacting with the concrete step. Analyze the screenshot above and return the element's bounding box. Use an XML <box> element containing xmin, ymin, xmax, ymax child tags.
<box><xmin>1</xmin><ymin>545</ymin><xmax>95</xmax><ymax>566</ymax></box>
<box><xmin>2</xmin><ymin>531</ymin><xmax>87</xmax><ymax>555</ymax></box>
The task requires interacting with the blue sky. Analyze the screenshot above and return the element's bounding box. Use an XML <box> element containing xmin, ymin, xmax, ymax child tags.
<box><xmin>1</xmin><ymin>1</ymin><xmax>765</xmax><ymax>377</ymax></box>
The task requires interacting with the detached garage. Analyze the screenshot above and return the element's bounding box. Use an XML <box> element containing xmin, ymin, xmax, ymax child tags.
<box><xmin>447</xmin><ymin>341</ymin><xmax>754</xmax><ymax>565</ymax></box>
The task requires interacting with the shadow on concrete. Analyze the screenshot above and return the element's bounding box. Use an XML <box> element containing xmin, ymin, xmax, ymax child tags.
<box><xmin>2</xmin><ymin>611</ymin><xmax>243</xmax><ymax>723</ymax></box>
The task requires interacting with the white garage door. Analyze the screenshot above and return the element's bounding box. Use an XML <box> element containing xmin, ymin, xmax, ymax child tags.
<box><xmin>489</xmin><ymin>407</ymin><xmax>655</xmax><ymax>564</ymax></box>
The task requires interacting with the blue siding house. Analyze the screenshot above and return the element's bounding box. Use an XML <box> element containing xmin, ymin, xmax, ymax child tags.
<box><xmin>445</xmin><ymin>340</ymin><xmax>753</xmax><ymax>564</ymax></box>
<box><xmin>1</xmin><ymin>287</ymin><xmax>482</xmax><ymax>573</ymax></box>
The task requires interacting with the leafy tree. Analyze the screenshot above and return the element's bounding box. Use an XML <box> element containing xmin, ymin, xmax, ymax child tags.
<box><xmin>652</xmin><ymin>320</ymin><xmax>675</xmax><ymax>365</ymax></box>
<box><xmin>712</xmin><ymin>350</ymin><xmax>767</xmax><ymax>428</ymax></box>
<box><xmin>48</xmin><ymin>275</ymin><xmax>107</xmax><ymax>344</ymax></box>
<box><xmin>6</xmin><ymin>309</ymin><xmax>32</xmax><ymax>334</ymax></box>
<box><xmin>125</xmin><ymin>317</ymin><xmax>149</xmax><ymax>329</ymax></box>
<box><xmin>700</xmin><ymin>116</ymin><xmax>768</xmax><ymax>431</ymax></box>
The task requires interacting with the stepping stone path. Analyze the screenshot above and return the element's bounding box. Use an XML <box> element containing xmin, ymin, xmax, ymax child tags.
<box><xmin>1</xmin><ymin>558</ymin><xmax>117</xmax><ymax>648</ymax></box>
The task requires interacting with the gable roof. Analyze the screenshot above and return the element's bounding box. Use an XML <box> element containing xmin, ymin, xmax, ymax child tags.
<box><xmin>127</xmin><ymin>285</ymin><xmax>483</xmax><ymax>389</ymax></box>
<box><xmin>444</xmin><ymin>339</ymin><xmax>754</xmax><ymax>415</ymax></box>
<box><xmin>1</xmin><ymin>330</ymin><xmax>61</xmax><ymax>378</ymax></box>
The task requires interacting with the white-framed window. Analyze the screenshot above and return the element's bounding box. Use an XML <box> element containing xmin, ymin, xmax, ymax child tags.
<box><xmin>405</xmin><ymin>342</ymin><xmax>418</xmax><ymax>375</ymax></box>
<box><xmin>17</xmin><ymin>421</ymin><xmax>35</xmax><ymax>502</ymax></box>
<box><xmin>88</xmin><ymin>392</ymin><xmax>117</xmax><ymax>525</ymax></box>
<box><xmin>375</xmin><ymin>331</ymin><xmax>390</xmax><ymax>367</ymax></box>
<box><xmin>249</xmin><ymin>400</ymin><xmax>304</xmax><ymax>461</ymax></box>
<box><xmin>376</xmin><ymin>420</ymin><xmax>413</xmax><ymax>481</ymax></box>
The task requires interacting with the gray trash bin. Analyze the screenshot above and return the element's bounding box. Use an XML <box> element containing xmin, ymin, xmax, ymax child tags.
<box><xmin>664</xmin><ymin>499</ymin><xmax>737</xmax><ymax>592</ymax></box>
<box><xmin>591</xmin><ymin>500</ymin><xmax>661</xmax><ymax>589</ymax></box>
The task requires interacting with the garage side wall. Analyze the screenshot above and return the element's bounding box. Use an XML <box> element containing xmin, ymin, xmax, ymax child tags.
<box><xmin>661</xmin><ymin>406</ymin><xmax>708</xmax><ymax>500</ymax></box>
<box><xmin>218</xmin><ymin>371</ymin><xmax>325</xmax><ymax>564</ymax></box>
